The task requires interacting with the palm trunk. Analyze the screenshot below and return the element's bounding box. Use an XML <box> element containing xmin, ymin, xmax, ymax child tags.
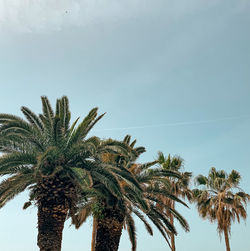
<box><xmin>37</xmin><ymin>201</ymin><xmax>68</xmax><ymax>251</ymax></box>
<box><xmin>224</xmin><ymin>227</ymin><xmax>230</xmax><ymax>251</ymax></box>
<box><xmin>170</xmin><ymin>214</ymin><xmax>175</xmax><ymax>251</ymax></box>
<box><xmin>36</xmin><ymin>177</ymin><xmax>71</xmax><ymax>251</ymax></box>
<box><xmin>94</xmin><ymin>207</ymin><xmax>125</xmax><ymax>251</ymax></box>
<box><xmin>170</xmin><ymin>201</ymin><xmax>175</xmax><ymax>251</ymax></box>
<box><xmin>91</xmin><ymin>217</ymin><xmax>97</xmax><ymax>251</ymax></box>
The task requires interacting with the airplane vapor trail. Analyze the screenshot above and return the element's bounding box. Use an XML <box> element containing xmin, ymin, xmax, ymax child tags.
<box><xmin>94</xmin><ymin>115</ymin><xmax>250</xmax><ymax>132</ymax></box>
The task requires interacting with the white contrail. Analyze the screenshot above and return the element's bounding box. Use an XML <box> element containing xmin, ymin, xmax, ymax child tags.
<box><xmin>94</xmin><ymin>115</ymin><xmax>250</xmax><ymax>132</ymax></box>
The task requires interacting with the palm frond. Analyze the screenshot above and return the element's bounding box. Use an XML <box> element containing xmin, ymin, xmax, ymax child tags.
<box><xmin>125</xmin><ymin>213</ymin><xmax>137</xmax><ymax>251</ymax></box>
<box><xmin>0</xmin><ymin>173</ymin><xmax>34</xmax><ymax>208</ymax></box>
<box><xmin>132</xmin><ymin>209</ymin><xmax>153</xmax><ymax>235</ymax></box>
<box><xmin>0</xmin><ymin>152</ymin><xmax>36</xmax><ymax>175</ymax></box>
<box><xmin>21</xmin><ymin>106</ymin><xmax>44</xmax><ymax>132</ymax></box>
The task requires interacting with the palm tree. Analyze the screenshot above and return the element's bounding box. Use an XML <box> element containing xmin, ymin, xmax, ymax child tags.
<box><xmin>157</xmin><ymin>152</ymin><xmax>192</xmax><ymax>251</ymax></box>
<box><xmin>72</xmin><ymin>135</ymin><xmax>145</xmax><ymax>251</ymax></box>
<box><xmin>0</xmin><ymin>96</ymin><xmax>130</xmax><ymax>251</ymax></box>
<box><xmin>73</xmin><ymin>136</ymin><xmax>189</xmax><ymax>251</ymax></box>
<box><xmin>193</xmin><ymin>167</ymin><xmax>250</xmax><ymax>251</ymax></box>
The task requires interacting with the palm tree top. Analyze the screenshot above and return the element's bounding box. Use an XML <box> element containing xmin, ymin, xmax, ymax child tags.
<box><xmin>195</xmin><ymin>167</ymin><xmax>242</xmax><ymax>192</ymax></box>
<box><xmin>0</xmin><ymin>96</ymin><xmax>130</xmax><ymax>209</ymax></box>
<box><xmin>193</xmin><ymin>167</ymin><xmax>250</xmax><ymax>234</ymax></box>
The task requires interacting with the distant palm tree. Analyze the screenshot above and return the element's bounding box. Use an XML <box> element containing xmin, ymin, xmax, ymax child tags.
<box><xmin>0</xmin><ymin>96</ymin><xmax>128</xmax><ymax>251</ymax></box>
<box><xmin>73</xmin><ymin>136</ymin><xmax>189</xmax><ymax>251</ymax></box>
<box><xmin>157</xmin><ymin>152</ymin><xmax>192</xmax><ymax>251</ymax></box>
<box><xmin>193</xmin><ymin>167</ymin><xmax>250</xmax><ymax>251</ymax></box>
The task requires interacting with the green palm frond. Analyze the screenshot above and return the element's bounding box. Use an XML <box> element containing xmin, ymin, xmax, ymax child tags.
<box><xmin>86</xmin><ymin>165</ymin><xmax>123</xmax><ymax>198</ymax></box>
<box><xmin>157</xmin><ymin>151</ymin><xmax>166</xmax><ymax>164</ymax></box>
<box><xmin>135</xmin><ymin>160</ymin><xmax>158</xmax><ymax>171</ymax></box>
<box><xmin>123</xmin><ymin>135</ymin><xmax>131</xmax><ymax>145</ymax></box>
<box><xmin>67</xmin><ymin>108</ymin><xmax>99</xmax><ymax>147</ymax></box>
<box><xmin>145</xmin><ymin>187</ymin><xmax>188</xmax><ymax>208</ymax></box>
<box><xmin>56</xmin><ymin>96</ymin><xmax>71</xmax><ymax>133</ymax></box>
<box><xmin>150</xmin><ymin>205</ymin><xmax>176</xmax><ymax>234</ymax></box>
<box><xmin>125</xmin><ymin>213</ymin><xmax>137</xmax><ymax>251</ymax></box>
<box><xmin>0</xmin><ymin>152</ymin><xmax>36</xmax><ymax>175</ymax></box>
<box><xmin>130</xmin><ymin>139</ymin><xmax>137</xmax><ymax>148</ymax></box>
<box><xmin>147</xmin><ymin>168</ymin><xmax>182</xmax><ymax>180</ymax></box>
<box><xmin>146</xmin><ymin>212</ymin><xmax>172</xmax><ymax>249</ymax></box>
<box><xmin>41</xmin><ymin>96</ymin><xmax>54</xmax><ymax>126</ymax></box>
<box><xmin>166</xmin><ymin>206</ymin><xmax>189</xmax><ymax>232</ymax></box>
<box><xmin>195</xmin><ymin>175</ymin><xmax>208</xmax><ymax>186</ymax></box>
<box><xmin>124</xmin><ymin>186</ymin><xmax>149</xmax><ymax>212</ymax></box>
<box><xmin>21</xmin><ymin>106</ymin><xmax>44</xmax><ymax>133</ymax></box>
<box><xmin>98</xmin><ymin>139</ymin><xmax>135</xmax><ymax>158</ymax></box>
<box><xmin>228</xmin><ymin>170</ymin><xmax>241</xmax><ymax>186</ymax></box>
<box><xmin>132</xmin><ymin>209</ymin><xmax>153</xmax><ymax>235</ymax></box>
<box><xmin>0</xmin><ymin>173</ymin><xmax>34</xmax><ymax>208</ymax></box>
<box><xmin>107</xmin><ymin>165</ymin><xmax>142</xmax><ymax>192</ymax></box>
<box><xmin>66</xmin><ymin>117</ymin><xmax>80</xmax><ymax>141</ymax></box>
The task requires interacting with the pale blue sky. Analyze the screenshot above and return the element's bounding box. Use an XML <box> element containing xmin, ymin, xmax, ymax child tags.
<box><xmin>0</xmin><ymin>0</ymin><xmax>250</xmax><ymax>250</ymax></box>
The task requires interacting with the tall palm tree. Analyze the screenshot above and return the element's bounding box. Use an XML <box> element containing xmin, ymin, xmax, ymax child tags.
<box><xmin>73</xmin><ymin>136</ymin><xmax>189</xmax><ymax>251</ymax></box>
<box><xmin>0</xmin><ymin>96</ymin><xmax>130</xmax><ymax>251</ymax></box>
<box><xmin>193</xmin><ymin>167</ymin><xmax>250</xmax><ymax>251</ymax></box>
<box><xmin>157</xmin><ymin>152</ymin><xmax>192</xmax><ymax>251</ymax></box>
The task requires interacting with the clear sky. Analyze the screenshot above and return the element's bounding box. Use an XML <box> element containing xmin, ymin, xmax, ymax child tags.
<box><xmin>0</xmin><ymin>0</ymin><xmax>250</xmax><ymax>250</ymax></box>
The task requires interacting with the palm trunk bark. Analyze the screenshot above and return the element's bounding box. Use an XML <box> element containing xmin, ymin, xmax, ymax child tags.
<box><xmin>170</xmin><ymin>201</ymin><xmax>175</xmax><ymax>251</ymax></box>
<box><xmin>224</xmin><ymin>227</ymin><xmax>230</xmax><ymax>251</ymax></box>
<box><xmin>36</xmin><ymin>177</ymin><xmax>71</xmax><ymax>251</ymax></box>
<box><xmin>91</xmin><ymin>217</ymin><xmax>97</xmax><ymax>251</ymax></box>
<box><xmin>37</xmin><ymin>201</ymin><xmax>68</xmax><ymax>251</ymax></box>
<box><xmin>94</xmin><ymin>207</ymin><xmax>125</xmax><ymax>251</ymax></box>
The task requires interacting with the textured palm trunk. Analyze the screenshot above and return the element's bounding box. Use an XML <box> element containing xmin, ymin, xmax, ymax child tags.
<box><xmin>94</xmin><ymin>207</ymin><xmax>125</xmax><ymax>251</ymax></box>
<box><xmin>224</xmin><ymin>227</ymin><xmax>230</xmax><ymax>251</ymax></box>
<box><xmin>37</xmin><ymin>201</ymin><xmax>68</xmax><ymax>251</ymax></box>
<box><xmin>36</xmin><ymin>177</ymin><xmax>73</xmax><ymax>251</ymax></box>
<box><xmin>170</xmin><ymin>201</ymin><xmax>175</xmax><ymax>251</ymax></box>
<box><xmin>91</xmin><ymin>217</ymin><xmax>97</xmax><ymax>251</ymax></box>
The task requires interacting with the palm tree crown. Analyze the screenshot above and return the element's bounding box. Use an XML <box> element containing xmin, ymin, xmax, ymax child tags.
<box><xmin>157</xmin><ymin>152</ymin><xmax>192</xmax><ymax>251</ymax></box>
<box><xmin>0</xmin><ymin>96</ymin><xmax>128</xmax><ymax>251</ymax></box>
<box><xmin>74</xmin><ymin>136</ymin><xmax>189</xmax><ymax>251</ymax></box>
<box><xmin>193</xmin><ymin>167</ymin><xmax>250</xmax><ymax>251</ymax></box>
